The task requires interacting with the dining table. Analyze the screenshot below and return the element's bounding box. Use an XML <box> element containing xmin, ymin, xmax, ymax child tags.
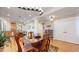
<box><xmin>24</xmin><ymin>38</ymin><xmax>43</xmax><ymax>52</ymax></box>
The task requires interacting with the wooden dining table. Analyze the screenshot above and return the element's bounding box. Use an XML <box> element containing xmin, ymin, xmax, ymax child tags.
<box><xmin>24</xmin><ymin>38</ymin><xmax>43</xmax><ymax>52</ymax></box>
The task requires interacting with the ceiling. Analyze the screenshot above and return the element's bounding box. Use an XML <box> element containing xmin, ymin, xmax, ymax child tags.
<box><xmin>38</xmin><ymin>7</ymin><xmax>79</xmax><ymax>23</ymax></box>
<box><xmin>0</xmin><ymin>7</ymin><xmax>79</xmax><ymax>23</ymax></box>
<box><xmin>0</xmin><ymin>7</ymin><xmax>53</xmax><ymax>22</ymax></box>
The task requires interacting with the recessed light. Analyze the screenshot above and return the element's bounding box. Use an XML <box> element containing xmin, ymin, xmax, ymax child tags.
<box><xmin>29</xmin><ymin>15</ymin><xmax>31</xmax><ymax>16</ymax></box>
<box><xmin>50</xmin><ymin>18</ymin><xmax>54</xmax><ymax>22</ymax></box>
<box><xmin>7</xmin><ymin>14</ymin><xmax>10</xmax><ymax>16</ymax></box>
<box><xmin>49</xmin><ymin>16</ymin><xmax>54</xmax><ymax>22</ymax></box>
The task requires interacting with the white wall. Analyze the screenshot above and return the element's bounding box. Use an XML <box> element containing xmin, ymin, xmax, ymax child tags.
<box><xmin>76</xmin><ymin>16</ymin><xmax>79</xmax><ymax>41</ymax></box>
<box><xmin>17</xmin><ymin>19</ymin><xmax>43</xmax><ymax>38</ymax></box>
<box><xmin>0</xmin><ymin>17</ymin><xmax>11</xmax><ymax>31</ymax></box>
<box><xmin>16</xmin><ymin>21</ymin><xmax>34</xmax><ymax>32</ymax></box>
<box><xmin>44</xmin><ymin>21</ymin><xmax>54</xmax><ymax>30</ymax></box>
<box><xmin>53</xmin><ymin>16</ymin><xmax>79</xmax><ymax>44</ymax></box>
<box><xmin>34</xmin><ymin>19</ymin><xmax>43</xmax><ymax>38</ymax></box>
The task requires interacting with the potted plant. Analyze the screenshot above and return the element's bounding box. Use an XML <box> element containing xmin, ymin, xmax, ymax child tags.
<box><xmin>0</xmin><ymin>32</ymin><xmax>10</xmax><ymax>52</ymax></box>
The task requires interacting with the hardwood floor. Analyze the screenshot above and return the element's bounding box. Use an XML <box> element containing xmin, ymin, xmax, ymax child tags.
<box><xmin>50</xmin><ymin>39</ymin><xmax>79</xmax><ymax>52</ymax></box>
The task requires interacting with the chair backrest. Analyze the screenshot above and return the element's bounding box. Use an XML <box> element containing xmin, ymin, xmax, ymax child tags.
<box><xmin>15</xmin><ymin>32</ymin><xmax>24</xmax><ymax>52</ymax></box>
<box><xmin>40</xmin><ymin>32</ymin><xmax>50</xmax><ymax>51</ymax></box>
<box><xmin>4</xmin><ymin>31</ymin><xmax>14</xmax><ymax>37</ymax></box>
<box><xmin>28</xmin><ymin>32</ymin><xmax>34</xmax><ymax>39</ymax></box>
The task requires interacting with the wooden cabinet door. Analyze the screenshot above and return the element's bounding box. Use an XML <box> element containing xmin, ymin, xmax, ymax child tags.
<box><xmin>11</xmin><ymin>22</ymin><xmax>16</xmax><ymax>31</ymax></box>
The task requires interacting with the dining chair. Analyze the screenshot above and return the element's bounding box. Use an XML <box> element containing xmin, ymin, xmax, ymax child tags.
<box><xmin>25</xmin><ymin>31</ymin><xmax>50</xmax><ymax>52</ymax></box>
<box><xmin>39</xmin><ymin>39</ymin><xmax>50</xmax><ymax>52</ymax></box>
<box><xmin>25</xmin><ymin>38</ymin><xmax>50</xmax><ymax>52</ymax></box>
<box><xmin>15</xmin><ymin>32</ymin><xmax>25</xmax><ymax>52</ymax></box>
<box><xmin>39</xmin><ymin>32</ymin><xmax>50</xmax><ymax>52</ymax></box>
<box><xmin>15</xmin><ymin>33</ymin><xmax>22</xmax><ymax>52</ymax></box>
<box><xmin>28</xmin><ymin>32</ymin><xmax>34</xmax><ymax>39</ymax></box>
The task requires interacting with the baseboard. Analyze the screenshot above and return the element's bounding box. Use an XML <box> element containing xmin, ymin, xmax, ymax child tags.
<box><xmin>51</xmin><ymin>38</ymin><xmax>79</xmax><ymax>45</ymax></box>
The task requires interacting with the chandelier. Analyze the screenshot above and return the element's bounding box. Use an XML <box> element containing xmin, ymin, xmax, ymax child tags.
<box><xmin>18</xmin><ymin>7</ymin><xmax>43</xmax><ymax>16</ymax></box>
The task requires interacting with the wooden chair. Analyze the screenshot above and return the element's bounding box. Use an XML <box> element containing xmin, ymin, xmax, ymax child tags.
<box><xmin>29</xmin><ymin>31</ymin><xmax>50</xmax><ymax>52</ymax></box>
<box><xmin>15</xmin><ymin>32</ymin><xmax>25</xmax><ymax>52</ymax></box>
<box><xmin>4</xmin><ymin>31</ymin><xmax>14</xmax><ymax>37</ymax></box>
<box><xmin>26</xmin><ymin>38</ymin><xmax>50</xmax><ymax>52</ymax></box>
<box><xmin>39</xmin><ymin>32</ymin><xmax>50</xmax><ymax>52</ymax></box>
<box><xmin>25</xmin><ymin>31</ymin><xmax>50</xmax><ymax>52</ymax></box>
<box><xmin>39</xmin><ymin>39</ymin><xmax>50</xmax><ymax>52</ymax></box>
<box><xmin>15</xmin><ymin>33</ymin><xmax>22</xmax><ymax>52</ymax></box>
<box><xmin>28</xmin><ymin>32</ymin><xmax>34</xmax><ymax>39</ymax></box>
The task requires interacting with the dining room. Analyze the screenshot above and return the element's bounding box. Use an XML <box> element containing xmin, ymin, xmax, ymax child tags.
<box><xmin>0</xmin><ymin>7</ymin><xmax>79</xmax><ymax>52</ymax></box>
<box><xmin>0</xmin><ymin>7</ymin><xmax>52</xmax><ymax>52</ymax></box>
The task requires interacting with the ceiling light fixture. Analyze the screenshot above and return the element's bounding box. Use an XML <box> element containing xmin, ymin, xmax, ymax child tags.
<box><xmin>50</xmin><ymin>18</ymin><xmax>54</xmax><ymax>22</ymax></box>
<box><xmin>7</xmin><ymin>14</ymin><xmax>10</xmax><ymax>16</ymax></box>
<box><xmin>18</xmin><ymin>7</ymin><xmax>43</xmax><ymax>16</ymax></box>
<box><xmin>29</xmin><ymin>15</ymin><xmax>31</xmax><ymax>16</ymax></box>
<box><xmin>49</xmin><ymin>16</ymin><xmax>54</xmax><ymax>22</ymax></box>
